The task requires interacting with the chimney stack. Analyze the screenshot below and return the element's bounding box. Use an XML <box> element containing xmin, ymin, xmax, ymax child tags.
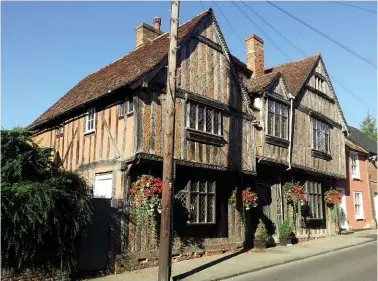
<box><xmin>245</xmin><ymin>34</ymin><xmax>264</xmax><ymax>77</ymax></box>
<box><xmin>154</xmin><ymin>16</ymin><xmax>161</xmax><ymax>32</ymax></box>
<box><xmin>135</xmin><ymin>16</ymin><xmax>163</xmax><ymax>48</ymax></box>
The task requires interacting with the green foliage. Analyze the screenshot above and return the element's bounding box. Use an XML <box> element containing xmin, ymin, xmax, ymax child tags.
<box><xmin>1</xmin><ymin>128</ymin><xmax>92</xmax><ymax>271</ymax></box>
<box><xmin>360</xmin><ymin>112</ymin><xmax>378</xmax><ymax>141</ymax></box>
<box><xmin>279</xmin><ymin>221</ymin><xmax>295</xmax><ymax>239</ymax></box>
<box><xmin>254</xmin><ymin>219</ymin><xmax>268</xmax><ymax>241</ymax></box>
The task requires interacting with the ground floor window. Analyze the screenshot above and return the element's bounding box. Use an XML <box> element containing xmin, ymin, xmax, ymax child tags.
<box><xmin>305</xmin><ymin>180</ymin><xmax>323</xmax><ymax>219</ymax></box>
<box><xmin>176</xmin><ymin>180</ymin><xmax>216</xmax><ymax>224</ymax></box>
<box><xmin>353</xmin><ymin>191</ymin><xmax>364</xmax><ymax>220</ymax></box>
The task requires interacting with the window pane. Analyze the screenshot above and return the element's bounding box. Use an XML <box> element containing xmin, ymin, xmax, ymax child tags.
<box><xmin>268</xmin><ymin>112</ymin><xmax>274</xmax><ymax>135</ymax></box>
<box><xmin>213</xmin><ymin>113</ymin><xmax>218</xmax><ymax>135</ymax></box>
<box><xmin>218</xmin><ymin>112</ymin><xmax>222</xmax><ymax>135</ymax></box>
<box><xmin>128</xmin><ymin>100</ymin><xmax>134</xmax><ymax>113</ymax></box>
<box><xmin>275</xmin><ymin>101</ymin><xmax>281</xmax><ymax>114</ymax></box>
<box><xmin>119</xmin><ymin>102</ymin><xmax>125</xmax><ymax>116</ymax></box>
<box><xmin>206</xmin><ymin>108</ymin><xmax>213</xmax><ymax>133</ymax></box>
<box><xmin>199</xmin><ymin>195</ymin><xmax>206</xmax><ymax>222</ymax></box>
<box><xmin>199</xmin><ymin>181</ymin><xmax>206</xmax><ymax>192</ymax></box>
<box><xmin>282</xmin><ymin>116</ymin><xmax>288</xmax><ymax>139</ymax></box>
<box><xmin>198</xmin><ymin>106</ymin><xmax>204</xmax><ymax>131</ymax></box>
<box><xmin>191</xmin><ymin>181</ymin><xmax>198</xmax><ymax>192</ymax></box>
<box><xmin>283</xmin><ymin>105</ymin><xmax>288</xmax><ymax>117</ymax></box>
<box><xmin>189</xmin><ymin>103</ymin><xmax>196</xmax><ymax>129</ymax></box>
<box><xmin>268</xmin><ymin>99</ymin><xmax>274</xmax><ymax>112</ymax></box>
<box><xmin>275</xmin><ymin>114</ymin><xmax>281</xmax><ymax>137</ymax></box>
<box><xmin>207</xmin><ymin>195</ymin><xmax>214</xmax><ymax>223</ymax></box>
<box><xmin>190</xmin><ymin>194</ymin><xmax>198</xmax><ymax>222</ymax></box>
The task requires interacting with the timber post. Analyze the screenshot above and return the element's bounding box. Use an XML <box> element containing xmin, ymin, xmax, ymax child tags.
<box><xmin>158</xmin><ymin>1</ymin><xmax>180</xmax><ymax>281</ymax></box>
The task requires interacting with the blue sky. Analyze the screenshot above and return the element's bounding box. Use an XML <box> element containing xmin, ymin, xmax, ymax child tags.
<box><xmin>2</xmin><ymin>1</ymin><xmax>377</xmax><ymax>129</ymax></box>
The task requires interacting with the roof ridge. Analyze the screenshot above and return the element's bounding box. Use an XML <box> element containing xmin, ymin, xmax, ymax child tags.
<box><xmin>265</xmin><ymin>53</ymin><xmax>320</xmax><ymax>70</ymax></box>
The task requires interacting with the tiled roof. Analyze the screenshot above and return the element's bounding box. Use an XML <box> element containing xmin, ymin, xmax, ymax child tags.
<box><xmin>31</xmin><ymin>9</ymin><xmax>211</xmax><ymax>128</ymax></box>
<box><xmin>345</xmin><ymin>139</ymin><xmax>368</xmax><ymax>155</ymax></box>
<box><xmin>245</xmin><ymin>72</ymin><xmax>280</xmax><ymax>93</ymax></box>
<box><xmin>264</xmin><ymin>53</ymin><xmax>320</xmax><ymax>96</ymax></box>
<box><xmin>347</xmin><ymin>125</ymin><xmax>377</xmax><ymax>155</ymax></box>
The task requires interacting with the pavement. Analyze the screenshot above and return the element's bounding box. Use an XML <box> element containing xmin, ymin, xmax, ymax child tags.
<box><xmin>228</xmin><ymin>241</ymin><xmax>377</xmax><ymax>281</ymax></box>
<box><xmin>90</xmin><ymin>229</ymin><xmax>377</xmax><ymax>281</ymax></box>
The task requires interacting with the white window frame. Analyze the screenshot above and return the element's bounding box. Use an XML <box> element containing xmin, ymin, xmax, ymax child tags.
<box><xmin>119</xmin><ymin>101</ymin><xmax>125</xmax><ymax>117</ymax></box>
<box><xmin>93</xmin><ymin>173</ymin><xmax>113</xmax><ymax>199</ymax></box>
<box><xmin>186</xmin><ymin>101</ymin><xmax>223</xmax><ymax>136</ymax></box>
<box><xmin>353</xmin><ymin>191</ymin><xmax>364</xmax><ymax>220</ymax></box>
<box><xmin>350</xmin><ymin>151</ymin><xmax>360</xmax><ymax>179</ymax></box>
<box><xmin>128</xmin><ymin>98</ymin><xmax>134</xmax><ymax>114</ymax></box>
<box><xmin>85</xmin><ymin>108</ymin><xmax>96</xmax><ymax>134</ymax></box>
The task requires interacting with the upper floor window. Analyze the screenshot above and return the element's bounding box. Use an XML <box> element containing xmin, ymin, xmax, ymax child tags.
<box><xmin>267</xmin><ymin>99</ymin><xmax>289</xmax><ymax>140</ymax></box>
<box><xmin>56</xmin><ymin>125</ymin><xmax>64</xmax><ymax>137</ymax></box>
<box><xmin>314</xmin><ymin>75</ymin><xmax>326</xmax><ymax>93</ymax></box>
<box><xmin>85</xmin><ymin>108</ymin><xmax>96</xmax><ymax>134</ymax></box>
<box><xmin>175</xmin><ymin>179</ymin><xmax>216</xmax><ymax>224</ymax></box>
<box><xmin>311</xmin><ymin>118</ymin><xmax>330</xmax><ymax>154</ymax></box>
<box><xmin>119</xmin><ymin>102</ymin><xmax>125</xmax><ymax>117</ymax></box>
<box><xmin>128</xmin><ymin>98</ymin><xmax>134</xmax><ymax>114</ymax></box>
<box><xmin>350</xmin><ymin>151</ymin><xmax>360</xmax><ymax>179</ymax></box>
<box><xmin>187</xmin><ymin>101</ymin><xmax>222</xmax><ymax>136</ymax></box>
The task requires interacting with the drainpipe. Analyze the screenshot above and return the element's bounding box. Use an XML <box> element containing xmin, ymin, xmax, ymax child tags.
<box><xmin>286</xmin><ymin>94</ymin><xmax>295</xmax><ymax>171</ymax></box>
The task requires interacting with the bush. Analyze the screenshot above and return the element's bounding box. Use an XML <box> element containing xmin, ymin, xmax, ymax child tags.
<box><xmin>279</xmin><ymin>221</ymin><xmax>295</xmax><ymax>239</ymax></box>
<box><xmin>1</xmin><ymin>128</ymin><xmax>92</xmax><ymax>271</ymax></box>
<box><xmin>254</xmin><ymin>219</ymin><xmax>268</xmax><ymax>241</ymax></box>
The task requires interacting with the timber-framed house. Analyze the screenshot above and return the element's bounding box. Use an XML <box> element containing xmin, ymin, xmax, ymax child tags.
<box><xmin>31</xmin><ymin>8</ymin><xmax>348</xmax><ymax>273</ymax></box>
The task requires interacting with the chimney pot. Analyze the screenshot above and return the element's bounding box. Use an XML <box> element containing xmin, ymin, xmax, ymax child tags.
<box><xmin>154</xmin><ymin>16</ymin><xmax>161</xmax><ymax>32</ymax></box>
<box><xmin>245</xmin><ymin>34</ymin><xmax>264</xmax><ymax>77</ymax></box>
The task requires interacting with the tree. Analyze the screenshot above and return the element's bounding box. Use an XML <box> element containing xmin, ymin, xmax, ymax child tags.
<box><xmin>1</xmin><ymin>128</ymin><xmax>92</xmax><ymax>271</ymax></box>
<box><xmin>360</xmin><ymin>112</ymin><xmax>377</xmax><ymax>141</ymax></box>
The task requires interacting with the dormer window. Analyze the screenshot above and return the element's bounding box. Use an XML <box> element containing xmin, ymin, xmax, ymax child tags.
<box><xmin>314</xmin><ymin>75</ymin><xmax>326</xmax><ymax>93</ymax></box>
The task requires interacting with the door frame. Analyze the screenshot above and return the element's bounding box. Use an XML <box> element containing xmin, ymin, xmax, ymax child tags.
<box><xmin>336</xmin><ymin>187</ymin><xmax>349</xmax><ymax>230</ymax></box>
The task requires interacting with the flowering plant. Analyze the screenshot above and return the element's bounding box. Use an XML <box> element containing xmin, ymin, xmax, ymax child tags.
<box><xmin>130</xmin><ymin>175</ymin><xmax>162</xmax><ymax>220</ymax></box>
<box><xmin>324</xmin><ymin>190</ymin><xmax>341</xmax><ymax>206</ymax></box>
<box><xmin>242</xmin><ymin>187</ymin><xmax>258</xmax><ymax>210</ymax></box>
<box><xmin>284</xmin><ymin>184</ymin><xmax>305</xmax><ymax>204</ymax></box>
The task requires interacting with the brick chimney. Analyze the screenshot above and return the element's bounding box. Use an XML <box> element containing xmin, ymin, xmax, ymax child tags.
<box><xmin>245</xmin><ymin>34</ymin><xmax>264</xmax><ymax>77</ymax></box>
<box><xmin>135</xmin><ymin>16</ymin><xmax>163</xmax><ymax>48</ymax></box>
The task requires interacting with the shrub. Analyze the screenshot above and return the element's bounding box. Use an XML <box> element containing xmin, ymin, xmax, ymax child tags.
<box><xmin>254</xmin><ymin>219</ymin><xmax>268</xmax><ymax>241</ymax></box>
<box><xmin>279</xmin><ymin>221</ymin><xmax>295</xmax><ymax>239</ymax></box>
<box><xmin>1</xmin><ymin>128</ymin><xmax>92</xmax><ymax>271</ymax></box>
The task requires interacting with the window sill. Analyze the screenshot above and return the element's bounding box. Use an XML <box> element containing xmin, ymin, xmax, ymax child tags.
<box><xmin>352</xmin><ymin>177</ymin><xmax>361</xmax><ymax>181</ymax></box>
<box><xmin>118</xmin><ymin>114</ymin><xmax>125</xmax><ymax>119</ymax></box>
<box><xmin>311</xmin><ymin>149</ymin><xmax>332</xmax><ymax>160</ymax></box>
<box><xmin>355</xmin><ymin>217</ymin><xmax>365</xmax><ymax>221</ymax></box>
<box><xmin>186</xmin><ymin>222</ymin><xmax>216</xmax><ymax>226</ymax></box>
<box><xmin>84</xmin><ymin>130</ymin><xmax>95</xmax><ymax>136</ymax></box>
<box><xmin>265</xmin><ymin>135</ymin><xmax>289</xmax><ymax>148</ymax></box>
<box><xmin>186</xmin><ymin>128</ymin><xmax>224</xmax><ymax>147</ymax></box>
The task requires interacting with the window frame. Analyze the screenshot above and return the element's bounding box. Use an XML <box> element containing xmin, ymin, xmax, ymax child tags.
<box><xmin>186</xmin><ymin>101</ymin><xmax>223</xmax><ymax>137</ymax></box>
<box><xmin>353</xmin><ymin>191</ymin><xmax>364</xmax><ymax>220</ymax></box>
<box><xmin>176</xmin><ymin>179</ymin><xmax>216</xmax><ymax>225</ymax></box>
<box><xmin>119</xmin><ymin>101</ymin><xmax>125</xmax><ymax>117</ymax></box>
<box><xmin>311</xmin><ymin>117</ymin><xmax>330</xmax><ymax>154</ymax></box>
<box><xmin>85</xmin><ymin>108</ymin><xmax>96</xmax><ymax>134</ymax></box>
<box><xmin>314</xmin><ymin>75</ymin><xmax>326</xmax><ymax>93</ymax></box>
<box><xmin>350</xmin><ymin>151</ymin><xmax>360</xmax><ymax>179</ymax></box>
<box><xmin>266</xmin><ymin>98</ymin><xmax>289</xmax><ymax>140</ymax></box>
<box><xmin>305</xmin><ymin>181</ymin><xmax>323</xmax><ymax>220</ymax></box>
<box><xmin>128</xmin><ymin>98</ymin><xmax>134</xmax><ymax>114</ymax></box>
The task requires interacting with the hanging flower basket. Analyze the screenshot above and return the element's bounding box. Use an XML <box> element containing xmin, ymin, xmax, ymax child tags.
<box><xmin>242</xmin><ymin>187</ymin><xmax>258</xmax><ymax>210</ymax></box>
<box><xmin>284</xmin><ymin>184</ymin><xmax>305</xmax><ymax>206</ymax></box>
<box><xmin>324</xmin><ymin>190</ymin><xmax>341</xmax><ymax>206</ymax></box>
<box><xmin>130</xmin><ymin>175</ymin><xmax>162</xmax><ymax>222</ymax></box>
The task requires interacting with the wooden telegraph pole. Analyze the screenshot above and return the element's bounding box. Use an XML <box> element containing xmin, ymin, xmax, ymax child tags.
<box><xmin>158</xmin><ymin>1</ymin><xmax>179</xmax><ymax>281</ymax></box>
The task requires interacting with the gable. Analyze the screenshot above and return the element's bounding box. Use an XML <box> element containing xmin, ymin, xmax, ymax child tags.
<box><xmin>271</xmin><ymin>76</ymin><xmax>288</xmax><ymax>99</ymax></box>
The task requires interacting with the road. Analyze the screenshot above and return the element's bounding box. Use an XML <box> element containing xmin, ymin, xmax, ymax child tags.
<box><xmin>228</xmin><ymin>241</ymin><xmax>377</xmax><ymax>281</ymax></box>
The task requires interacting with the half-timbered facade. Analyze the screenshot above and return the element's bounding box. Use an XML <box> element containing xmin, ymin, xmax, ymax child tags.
<box><xmin>31</xmin><ymin>9</ymin><xmax>258</xmax><ymax>271</ymax></box>
<box><xmin>244</xmin><ymin>35</ymin><xmax>348</xmax><ymax>240</ymax></box>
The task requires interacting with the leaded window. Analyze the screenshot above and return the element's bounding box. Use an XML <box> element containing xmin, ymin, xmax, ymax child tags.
<box><xmin>187</xmin><ymin>101</ymin><xmax>222</xmax><ymax>136</ymax></box>
<box><xmin>175</xmin><ymin>180</ymin><xmax>216</xmax><ymax>224</ymax></box>
<box><xmin>311</xmin><ymin>118</ymin><xmax>330</xmax><ymax>154</ymax></box>
<box><xmin>267</xmin><ymin>99</ymin><xmax>289</xmax><ymax>139</ymax></box>
<box><xmin>314</xmin><ymin>75</ymin><xmax>326</xmax><ymax>93</ymax></box>
<box><xmin>305</xmin><ymin>181</ymin><xmax>323</xmax><ymax>219</ymax></box>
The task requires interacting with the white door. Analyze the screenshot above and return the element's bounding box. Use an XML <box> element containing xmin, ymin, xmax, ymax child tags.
<box><xmin>337</xmin><ymin>188</ymin><xmax>348</xmax><ymax>230</ymax></box>
<box><xmin>94</xmin><ymin>173</ymin><xmax>113</xmax><ymax>198</ymax></box>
